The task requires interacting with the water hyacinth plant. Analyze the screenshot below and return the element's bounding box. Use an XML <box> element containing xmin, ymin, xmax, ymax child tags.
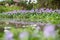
<box><xmin>0</xmin><ymin>0</ymin><xmax>60</xmax><ymax>40</ymax></box>
<box><xmin>2</xmin><ymin>8</ymin><xmax>59</xmax><ymax>14</ymax></box>
<box><xmin>0</xmin><ymin>23</ymin><xmax>60</xmax><ymax>40</ymax></box>
<box><xmin>0</xmin><ymin>12</ymin><xmax>60</xmax><ymax>24</ymax></box>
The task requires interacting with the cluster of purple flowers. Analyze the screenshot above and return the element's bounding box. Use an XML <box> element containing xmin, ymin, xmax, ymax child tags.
<box><xmin>3</xmin><ymin>23</ymin><xmax>57</xmax><ymax>40</ymax></box>
<box><xmin>3</xmin><ymin>8</ymin><xmax>60</xmax><ymax>15</ymax></box>
<box><xmin>4</xmin><ymin>30</ymin><xmax>13</xmax><ymax>40</ymax></box>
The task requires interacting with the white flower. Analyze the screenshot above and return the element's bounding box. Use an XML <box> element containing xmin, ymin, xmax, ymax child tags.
<box><xmin>4</xmin><ymin>27</ymin><xmax>11</xmax><ymax>30</ymax></box>
<box><xmin>26</xmin><ymin>0</ymin><xmax>30</xmax><ymax>4</ymax></box>
<box><xmin>30</xmin><ymin>0</ymin><xmax>37</xmax><ymax>3</ymax></box>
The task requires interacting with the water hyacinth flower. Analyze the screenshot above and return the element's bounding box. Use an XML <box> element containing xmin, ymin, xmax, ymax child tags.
<box><xmin>16</xmin><ymin>10</ymin><xmax>21</xmax><ymax>13</ymax></box>
<box><xmin>45</xmin><ymin>8</ymin><xmax>52</xmax><ymax>13</ymax></box>
<box><xmin>29</xmin><ymin>9</ymin><xmax>34</xmax><ymax>13</ymax></box>
<box><xmin>20</xmin><ymin>10</ymin><xmax>26</xmax><ymax>13</ymax></box>
<box><xmin>12</xmin><ymin>10</ymin><xmax>17</xmax><ymax>14</ymax></box>
<box><xmin>19</xmin><ymin>31</ymin><xmax>29</xmax><ymax>40</ymax></box>
<box><xmin>4</xmin><ymin>30</ymin><xmax>13</xmax><ymax>40</ymax></box>
<box><xmin>40</xmin><ymin>8</ymin><xmax>45</xmax><ymax>12</ymax></box>
<box><xmin>3</xmin><ymin>8</ymin><xmax>60</xmax><ymax>14</ymax></box>
<box><xmin>35</xmin><ymin>9</ymin><xmax>39</xmax><ymax>12</ymax></box>
<box><xmin>43</xmin><ymin>23</ymin><xmax>56</xmax><ymax>38</ymax></box>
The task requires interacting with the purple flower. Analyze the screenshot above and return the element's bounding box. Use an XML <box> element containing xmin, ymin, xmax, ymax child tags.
<box><xmin>43</xmin><ymin>23</ymin><xmax>56</xmax><ymax>38</ymax></box>
<box><xmin>12</xmin><ymin>10</ymin><xmax>17</xmax><ymax>13</ymax></box>
<box><xmin>29</xmin><ymin>9</ymin><xmax>34</xmax><ymax>13</ymax></box>
<box><xmin>45</xmin><ymin>8</ymin><xmax>52</xmax><ymax>13</ymax></box>
<box><xmin>4</xmin><ymin>30</ymin><xmax>13</xmax><ymax>40</ymax></box>
<box><xmin>40</xmin><ymin>8</ymin><xmax>45</xmax><ymax>12</ymax></box>
<box><xmin>21</xmin><ymin>10</ymin><xmax>27</xmax><ymax>13</ymax></box>
<box><xmin>19</xmin><ymin>31</ymin><xmax>29</xmax><ymax>39</ymax></box>
<box><xmin>35</xmin><ymin>9</ymin><xmax>38</xmax><ymax>12</ymax></box>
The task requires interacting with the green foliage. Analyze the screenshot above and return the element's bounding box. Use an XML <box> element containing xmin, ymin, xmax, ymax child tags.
<box><xmin>37</xmin><ymin>0</ymin><xmax>60</xmax><ymax>9</ymax></box>
<box><xmin>0</xmin><ymin>12</ymin><xmax>60</xmax><ymax>24</ymax></box>
<box><xmin>26</xmin><ymin>3</ymin><xmax>33</xmax><ymax>10</ymax></box>
<box><xmin>0</xmin><ymin>27</ymin><xmax>4</xmax><ymax>38</ymax></box>
<box><xmin>0</xmin><ymin>6</ymin><xmax>20</xmax><ymax>13</ymax></box>
<box><xmin>0</xmin><ymin>6</ymin><xmax>5</xmax><ymax>13</ymax></box>
<box><xmin>0</xmin><ymin>0</ymin><xmax>60</xmax><ymax>9</ymax></box>
<box><xmin>19</xmin><ymin>1</ymin><xmax>33</xmax><ymax>10</ymax></box>
<box><xmin>0</xmin><ymin>1</ymin><xmax>6</xmax><ymax>5</ymax></box>
<box><xmin>0</xmin><ymin>33</ymin><xmax>4</xmax><ymax>38</ymax></box>
<box><xmin>5</xmin><ymin>0</ymin><xmax>14</xmax><ymax>5</ymax></box>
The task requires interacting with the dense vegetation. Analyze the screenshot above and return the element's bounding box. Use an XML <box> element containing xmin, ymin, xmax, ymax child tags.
<box><xmin>0</xmin><ymin>0</ymin><xmax>60</xmax><ymax>13</ymax></box>
<box><xmin>0</xmin><ymin>0</ymin><xmax>60</xmax><ymax>40</ymax></box>
<box><xmin>0</xmin><ymin>12</ymin><xmax>60</xmax><ymax>24</ymax></box>
<box><xmin>0</xmin><ymin>5</ymin><xmax>21</xmax><ymax>13</ymax></box>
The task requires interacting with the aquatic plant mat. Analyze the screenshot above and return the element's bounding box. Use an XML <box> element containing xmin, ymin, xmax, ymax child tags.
<box><xmin>0</xmin><ymin>12</ymin><xmax>60</xmax><ymax>40</ymax></box>
<box><xmin>0</xmin><ymin>12</ymin><xmax>60</xmax><ymax>24</ymax></box>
